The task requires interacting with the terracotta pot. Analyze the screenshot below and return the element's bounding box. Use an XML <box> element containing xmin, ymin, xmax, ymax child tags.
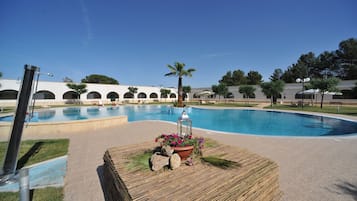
<box><xmin>172</xmin><ymin>145</ymin><xmax>194</xmax><ymax>160</ymax></box>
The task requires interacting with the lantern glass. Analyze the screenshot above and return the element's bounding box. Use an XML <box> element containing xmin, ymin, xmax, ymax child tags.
<box><xmin>177</xmin><ymin>111</ymin><xmax>192</xmax><ymax>136</ymax></box>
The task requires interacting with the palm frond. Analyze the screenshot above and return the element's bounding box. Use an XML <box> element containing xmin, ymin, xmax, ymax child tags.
<box><xmin>165</xmin><ymin>64</ymin><xmax>178</xmax><ymax>77</ymax></box>
<box><xmin>165</xmin><ymin>72</ymin><xmax>177</xmax><ymax>77</ymax></box>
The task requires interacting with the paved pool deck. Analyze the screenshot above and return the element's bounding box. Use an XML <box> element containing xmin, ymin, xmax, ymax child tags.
<box><xmin>2</xmin><ymin>114</ymin><xmax>357</xmax><ymax>201</ymax></box>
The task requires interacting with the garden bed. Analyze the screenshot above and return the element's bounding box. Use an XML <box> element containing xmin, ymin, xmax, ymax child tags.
<box><xmin>102</xmin><ymin>139</ymin><xmax>281</xmax><ymax>201</ymax></box>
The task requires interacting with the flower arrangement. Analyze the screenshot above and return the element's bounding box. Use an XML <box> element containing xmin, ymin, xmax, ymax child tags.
<box><xmin>155</xmin><ymin>133</ymin><xmax>205</xmax><ymax>156</ymax></box>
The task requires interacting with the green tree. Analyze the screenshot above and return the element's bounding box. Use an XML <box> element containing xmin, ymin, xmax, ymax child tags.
<box><xmin>211</xmin><ymin>85</ymin><xmax>218</xmax><ymax>98</ymax></box>
<box><xmin>182</xmin><ymin>85</ymin><xmax>191</xmax><ymax>101</ymax></box>
<box><xmin>270</xmin><ymin>68</ymin><xmax>283</xmax><ymax>81</ymax></box>
<box><xmin>219</xmin><ymin>71</ymin><xmax>233</xmax><ymax>86</ymax></box>
<box><xmin>260</xmin><ymin>80</ymin><xmax>285</xmax><ymax>106</ymax></box>
<box><xmin>165</xmin><ymin>62</ymin><xmax>195</xmax><ymax>107</ymax></box>
<box><xmin>232</xmin><ymin>70</ymin><xmax>247</xmax><ymax>85</ymax></box>
<box><xmin>315</xmin><ymin>51</ymin><xmax>339</xmax><ymax>78</ymax></box>
<box><xmin>160</xmin><ymin>88</ymin><xmax>171</xmax><ymax>99</ymax></box>
<box><xmin>0</xmin><ymin>72</ymin><xmax>2</xmax><ymax>87</ymax></box>
<box><xmin>309</xmin><ymin>77</ymin><xmax>339</xmax><ymax>108</ymax></box>
<box><xmin>219</xmin><ymin>70</ymin><xmax>246</xmax><ymax>86</ymax></box>
<box><xmin>212</xmin><ymin>83</ymin><xmax>228</xmax><ymax>100</ymax></box>
<box><xmin>239</xmin><ymin>85</ymin><xmax>256</xmax><ymax>104</ymax></box>
<box><xmin>298</xmin><ymin>52</ymin><xmax>317</xmax><ymax>77</ymax></box>
<box><xmin>336</xmin><ymin>38</ymin><xmax>357</xmax><ymax>79</ymax></box>
<box><xmin>128</xmin><ymin>86</ymin><xmax>138</xmax><ymax>97</ymax></box>
<box><xmin>246</xmin><ymin>71</ymin><xmax>262</xmax><ymax>85</ymax></box>
<box><xmin>281</xmin><ymin>68</ymin><xmax>295</xmax><ymax>83</ymax></box>
<box><xmin>81</xmin><ymin>74</ymin><xmax>119</xmax><ymax>85</ymax></box>
<box><xmin>281</xmin><ymin>52</ymin><xmax>316</xmax><ymax>83</ymax></box>
<box><xmin>350</xmin><ymin>82</ymin><xmax>357</xmax><ymax>99</ymax></box>
<box><xmin>66</xmin><ymin>83</ymin><xmax>87</xmax><ymax>104</ymax></box>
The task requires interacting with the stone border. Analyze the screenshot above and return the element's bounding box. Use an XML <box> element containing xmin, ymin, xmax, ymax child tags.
<box><xmin>0</xmin><ymin>116</ymin><xmax>128</xmax><ymax>137</ymax></box>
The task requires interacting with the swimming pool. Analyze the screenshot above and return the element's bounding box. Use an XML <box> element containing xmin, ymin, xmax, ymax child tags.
<box><xmin>1</xmin><ymin>105</ymin><xmax>357</xmax><ymax>137</ymax></box>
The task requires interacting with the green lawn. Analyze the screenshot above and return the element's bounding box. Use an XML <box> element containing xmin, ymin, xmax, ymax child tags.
<box><xmin>0</xmin><ymin>107</ymin><xmax>15</xmax><ymax>114</ymax></box>
<box><xmin>0</xmin><ymin>187</ymin><xmax>63</xmax><ymax>201</ymax></box>
<box><xmin>264</xmin><ymin>104</ymin><xmax>357</xmax><ymax>116</ymax></box>
<box><xmin>0</xmin><ymin>139</ymin><xmax>69</xmax><ymax>201</ymax></box>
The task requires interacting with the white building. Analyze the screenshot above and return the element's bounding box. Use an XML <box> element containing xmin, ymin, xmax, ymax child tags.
<box><xmin>0</xmin><ymin>79</ymin><xmax>178</xmax><ymax>106</ymax></box>
<box><xmin>190</xmin><ymin>80</ymin><xmax>357</xmax><ymax>105</ymax></box>
<box><xmin>1</xmin><ymin>79</ymin><xmax>356</xmax><ymax>106</ymax></box>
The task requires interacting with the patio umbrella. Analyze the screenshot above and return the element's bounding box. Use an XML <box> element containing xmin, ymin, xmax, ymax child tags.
<box><xmin>195</xmin><ymin>90</ymin><xmax>214</xmax><ymax>97</ymax></box>
<box><xmin>297</xmin><ymin>89</ymin><xmax>342</xmax><ymax>95</ymax></box>
<box><xmin>297</xmin><ymin>89</ymin><xmax>320</xmax><ymax>94</ymax></box>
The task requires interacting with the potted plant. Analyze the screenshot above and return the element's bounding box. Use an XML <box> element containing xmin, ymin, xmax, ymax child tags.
<box><xmin>155</xmin><ymin>133</ymin><xmax>204</xmax><ymax>160</ymax></box>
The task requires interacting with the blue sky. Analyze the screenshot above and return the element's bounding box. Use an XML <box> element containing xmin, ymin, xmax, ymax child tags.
<box><xmin>0</xmin><ymin>0</ymin><xmax>356</xmax><ymax>87</ymax></box>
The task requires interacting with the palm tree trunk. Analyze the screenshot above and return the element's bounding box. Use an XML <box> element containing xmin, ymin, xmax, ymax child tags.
<box><xmin>178</xmin><ymin>77</ymin><xmax>183</xmax><ymax>107</ymax></box>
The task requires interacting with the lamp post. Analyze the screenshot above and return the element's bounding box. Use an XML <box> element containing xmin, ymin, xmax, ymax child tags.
<box><xmin>296</xmin><ymin>77</ymin><xmax>310</xmax><ymax>109</ymax></box>
<box><xmin>30</xmin><ymin>71</ymin><xmax>54</xmax><ymax>119</ymax></box>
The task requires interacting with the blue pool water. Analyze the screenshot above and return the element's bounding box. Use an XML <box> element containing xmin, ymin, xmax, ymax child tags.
<box><xmin>1</xmin><ymin>105</ymin><xmax>357</xmax><ymax>137</ymax></box>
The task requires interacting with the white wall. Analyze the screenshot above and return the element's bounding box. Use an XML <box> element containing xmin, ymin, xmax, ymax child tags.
<box><xmin>0</xmin><ymin>79</ymin><xmax>178</xmax><ymax>106</ymax></box>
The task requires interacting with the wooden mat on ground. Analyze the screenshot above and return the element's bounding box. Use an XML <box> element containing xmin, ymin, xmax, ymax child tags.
<box><xmin>102</xmin><ymin>140</ymin><xmax>281</xmax><ymax>201</ymax></box>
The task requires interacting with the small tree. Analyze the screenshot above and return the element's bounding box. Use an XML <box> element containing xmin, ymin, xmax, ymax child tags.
<box><xmin>246</xmin><ymin>71</ymin><xmax>263</xmax><ymax>85</ymax></box>
<box><xmin>182</xmin><ymin>85</ymin><xmax>191</xmax><ymax>101</ymax></box>
<box><xmin>128</xmin><ymin>86</ymin><xmax>138</xmax><ymax>98</ymax></box>
<box><xmin>239</xmin><ymin>85</ymin><xmax>256</xmax><ymax>104</ymax></box>
<box><xmin>260</xmin><ymin>80</ymin><xmax>285</xmax><ymax>106</ymax></box>
<box><xmin>309</xmin><ymin>77</ymin><xmax>339</xmax><ymax>108</ymax></box>
<box><xmin>212</xmin><ymin>83</ymin><xmax>228</xmax><ymax>100</ymax></box>
<box><xmin>160</xmin><ymin>88</ymin><xmax>171</xmax><ymax>102</ymax></box>
<box><xmin>353</xmin><ymin>82</ymin><xmax>357</xmax><ymax>97</ymax></box>
<box><xmin>66</xmin><ymin>83</ymin><xmax>87</xmax><ymax>104</ymax></box>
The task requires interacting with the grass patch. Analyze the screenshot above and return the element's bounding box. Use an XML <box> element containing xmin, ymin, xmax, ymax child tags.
<box><xmin>0</xmin><ymin>107</ymin><xmax>15</xmax><ymax>114</ymax></box>
<box><xmin>204</xmin><ymin>138</ymin><xmax>219</xmax><ymax>148</ymax></box>
<box><xmin>201</xmin><ymin>156</ymin><xmax>241</xmax><ymax>169</ymax></box>
<box><xmin>126</xmin><ymin>149</ymin><xmax>153</xmax><ymax>171</ymax></box>
<box><xmin>265</xmin><ymin>104</ymin><xmax>357</xmax><ymax>116</ymax></box>
<box><xmin>0</xmin><ymin>139</ymin><xmax>68</xmax><ymax>201</ymax></box>
<box><xmin>0</xmin><ymin>139</ymin><xmax>69</xmax><ymax>169</ymax></box>
<box><xmin>0</xmin><ymin>187</ymin><xmax>63</xmax><ymax>201</ymax></box>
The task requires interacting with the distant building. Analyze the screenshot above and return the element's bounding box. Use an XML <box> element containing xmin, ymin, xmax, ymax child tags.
<box><xmin>0</xmin><ymin>79</ymin><xmax>178</xmax><ymax>106</ymax></box>
<box><xmin>190</xmin><ymin>80</ymin><xmax>357</xmax><ymax>105</ymax></box>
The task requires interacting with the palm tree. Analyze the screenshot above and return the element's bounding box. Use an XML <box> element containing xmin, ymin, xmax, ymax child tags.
<box><xmin>165</xmin><ymin>62</ymin><xmax>195</xmax><ymax>107</ymax></box>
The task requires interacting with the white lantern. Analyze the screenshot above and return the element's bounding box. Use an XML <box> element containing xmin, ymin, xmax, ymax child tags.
<box><xmin>177</xmin><ymin>111</ymin><xmax>192</xmax><ymax>137</ymax></box>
